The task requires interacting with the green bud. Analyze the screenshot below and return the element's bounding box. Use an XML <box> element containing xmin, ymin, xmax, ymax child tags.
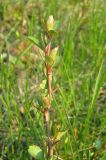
<box><xmin>47</xmin><ymin>15</ymin><xmax>54</xmax><ymax>31</ymax></box>
<box><xmin>50</xmin><ymin>47</ymin><xmax>58</xmax><ymax>62</ymax></box>
<box><xmin>45</xmin><ymin>47</ymin><xmax>58</xmax><ymax>66</ymax></box>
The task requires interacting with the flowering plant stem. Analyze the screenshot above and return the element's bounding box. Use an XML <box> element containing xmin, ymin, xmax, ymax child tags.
<box><xmin>44</xmin><ymin>43</ymin><xmax>54</xmax><ymax>159</ymax></box>
<box><xmin>42</xmin><ymin>16</ymin><xmax>59</xmax><ymax>159</ymax></box>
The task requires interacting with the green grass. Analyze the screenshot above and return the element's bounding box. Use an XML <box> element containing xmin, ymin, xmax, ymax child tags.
<box><xmin>0</xmin><ymin>0</ymin><xmax>106</xmax><ymax>159</ymax></box>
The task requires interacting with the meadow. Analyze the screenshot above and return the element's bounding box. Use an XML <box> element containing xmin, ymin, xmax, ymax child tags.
<box><xmin>0</xmin><ymin>0</ymin><xmax>106</xmax><ymax>159</ymax></box>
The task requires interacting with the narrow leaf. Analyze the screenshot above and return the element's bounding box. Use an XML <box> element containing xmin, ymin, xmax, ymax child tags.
<box><xmin>28</xmin><ymin>36</ymin><xmax>39</xmax><ymax>45</ymax></box>
<box><xmin>54</xmin><ymin>130</ymin><xmax>67</xmax><ymax>142</ymax></box>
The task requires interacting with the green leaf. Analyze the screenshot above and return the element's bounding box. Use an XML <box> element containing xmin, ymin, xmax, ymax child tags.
<box><xmin>95</xmin><ymin>139</ymin><xmax>102</xmax><ymax>150</ymax></box>
<box><xmin>39</xmin><ymin>80</ymin><xmax>47</xmax><ymax>90</ymax></box>
<box><xmin>45</xmin><ymin>55</ymin><xmax>54</xmax><ymax>65</ymax></box>
<box><xmin>48</xmin><ymin>30</ymin><xmax>58</xmax><ymax>37</ymax></box>
<box><xmin>50</xmin><ymin>47</ymin><xmax>58</xmax><ymax>61</ymax></box>
<box><xmin>9</xmin><ymin>55</ymin><xmax>17</xmax><ymax>64</ymax></box>
<box><xmin>9</xmin><ymin>55</ymin><xmax>25</xmax><ymax>69</ymax></box>
<box><xmin>28</xmin><ymin>145</ymin><xmax>44</xmax><ymax>160</ymax></box>
<box><xmin>17</xmin><ymin>61</ymin><xmax>25</xmax><ymax>69</ymax></box>
<box><xmin>54</xmin><ymin>130</ymin><xmax>67</xmax><ymax>142</ymax></box>
<box><xmin>53</xmin><ymin>55</ymin><xmax>61</xmax><ymax>67</ymax></box>
<box><xmin>45</xmin><ymin>47</ymin><xmax>58</xmax><ymax>66</ymax></box>
<box><xmin>36</xmin><ymin>97</ymin><xmax>43</xmax><ymax>107</ymax></box>
<box><xmin>1</xmin><ymin>53</ymin><xmax>8</xmax><ymax>62</ymax></box>
<box><xmin>28</xmin><ymin>36</ymin><xmax>39</xmax><ymax>45</ymax></box>
<box><xmin>100</xmin><ymin>152</ymin><xmax>106</xmax><ymax>160</ymax></box>
<box><xmin>54</xmin><ymin>20</ymin><xmax>61</xmax><ymax>30</ymax></box>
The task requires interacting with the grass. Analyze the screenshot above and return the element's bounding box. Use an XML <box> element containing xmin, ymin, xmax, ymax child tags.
<box><xmin>0</xmin><ymin>0</ymin><xmax>106</xmax><ymax>159</ymax></box>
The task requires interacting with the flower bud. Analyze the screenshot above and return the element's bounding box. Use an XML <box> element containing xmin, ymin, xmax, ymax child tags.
<box><xmin>50</xmin><ymin>47</ymin><xmax>58</xmax><ymax>62</ymax></box>
<box><xmin>47</xmin><ymin>15</ymin><xmax>54</xmax><ymax>31</ymax></box>
<box><xmin>43</xmin><ymin>96</ymin><xmax>50</xmax><ymax>107</ymax></box>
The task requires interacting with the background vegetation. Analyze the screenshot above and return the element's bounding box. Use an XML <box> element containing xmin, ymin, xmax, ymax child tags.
<box><xmin>0</xmin><ymin>0</ymin><xmax>106</xmax><ymax>159</ymax></box>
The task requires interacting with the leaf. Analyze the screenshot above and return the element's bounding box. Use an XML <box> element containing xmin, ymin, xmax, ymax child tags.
<box><xmin>9</xmin><ymin>55</ymin><xmax>17</xmax><ymax>64</ymax></box>
<box><xmin>100</xmin><ymin>152</ymin><xmax>106</xmax><ymax>160</ymax></box>
<box><xmin>39</xmin><ymin>80</ymin><xmax>47</xmax><ymax>90</ymax></box>
<box><xmin>54</xmin><ymin>130</ymin><xmax>67</xmax><ymax>142</ymax></box>
<box><xmin>48</xmin><ymin>30</ymin><xmax>58</xmax><ymax>37</ymax></box>
<box><xmin>65</xmin><ymin>137</ymin><xmax>68</xmax><ymax>144</ymax></box>
<box><xmin>37</xmin><ymin>97</ymin><xmax>43</xmax><ymax>107</ymax></box>
<box><xmin>50</xmin><ymin>47</ymin><xmax>58</xmax><ymax>62</ymax></box>
<box><xmin>1</xmin><ymin>53</ymin><xmax>8</xmax><ymax>62</ymax></box>
<box><xmin>28</xmin><ymin>36</ymin><xmax>39</xmax><ymax>45</ymax></box>
<box><xmin>54</xmin><ymin>20</ymin><xmax>61</xmax><ymax>30</ymax></box>
<box><xmin>15</xmin><ymin>59</ymin><xmax>25</xmax><ymax>69</ymax></box>
<box><xmin>54</xmin><ymin>155</ymin><xmax>63</xmax><ymax>160</ymax></box>
<box><xmin>28</xmin><ymin>145</ymin><xmax>44</xmax><ymax>160</ymax></box>
<box><xmin>95</xmin><ymin>139</ymin><xmax>102</xmax><ymax>150</ymax></box>
<box><xmin>53</xmin><ymin>55</ymin><xmax>61</xmax><ymax>67</ymax></box>
<box><xmin>45</xmin><ymin>55</ymin><xmax>54</xmax><ymax>65</ymax></box>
